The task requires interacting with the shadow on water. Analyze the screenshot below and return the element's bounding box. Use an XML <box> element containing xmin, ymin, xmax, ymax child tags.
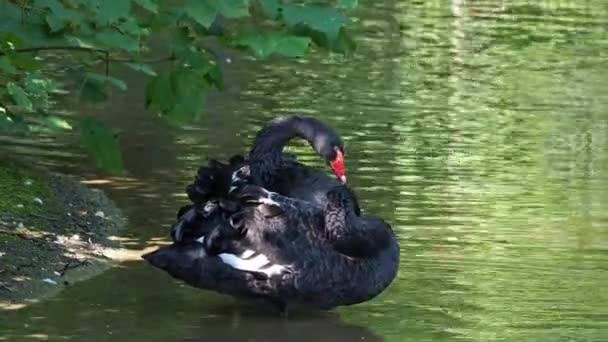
<box><xmin>1</xmin><ymin>0</ymin><xmax>608</xmax><ymax>341</ymax></box>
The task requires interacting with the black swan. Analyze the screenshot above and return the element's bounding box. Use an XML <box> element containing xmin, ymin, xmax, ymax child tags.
<box><xmin>175</xmin><ymin>115</ymin><xmax>347</xmax><ymax>243</ymax></box>
<box><xmin>185</xmin><ymin>115</ymin><xmax>346</xmax><ymax>211</ymax></box>
<box><xmin>143</xmin><ymin>182</ymin><xmax>399</xmax><ymax>315</ymax></box>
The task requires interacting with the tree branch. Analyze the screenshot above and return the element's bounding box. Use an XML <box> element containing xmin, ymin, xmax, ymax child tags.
<box><xmin>0</xmin><ymin>46</ymin><xmax>175</xmax><ymax>75</ymax></box>
<box><xmin>1</xmin><ymin>46</ymin><xmax>107</xmax><ymax>56</ymax></box>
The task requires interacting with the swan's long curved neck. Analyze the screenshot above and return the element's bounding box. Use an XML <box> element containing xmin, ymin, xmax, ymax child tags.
<box><xmin>250</xmin><ymin>116</ymin><xmax>316</xmax><ymax>158</ymax></box>
<box><xmin>248</xmin><ymin>116</ymin><xmax>317</xmax><ymax>184</ymax></box>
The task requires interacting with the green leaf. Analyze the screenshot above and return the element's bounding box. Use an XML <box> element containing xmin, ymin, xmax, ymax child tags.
<box><xmin>288</xmin><ymin>22</ymin><xmax>356</xmax><ymax>54</ymax></box>
<box><xmin>217</xmin><ymin>0</ymin><xmax>250</xmax><ymax>18</ymax></box>
<box><xmin>95</xmin><ymin>30</ymin><xmax>140</xmax><ymax>51</ymax></box>
<box><xmin>34</xmin><ymin>0</ymin><xmax>80</xmax><ymax>32</ymax></box>
<box><xmin>206</xmin><ymin>64</ymin><xmax>224</xmax><ymax>90</ymax></box>
<box><xmin>79</xmin><ymin>72</ymin><xmax>126</xmax><ymax>102</ymax></box>
<box><xmin>6</xmin><ymin>83</ymin><xmax>33</xmax><ymax>112</ymax></box>
<box><xmin>236</xmin><ymin>32</ymin><xmax>311</xmax><ymax>58</ymax></box>
<box><xmin>12</xmin><ymin>20</ymin><xmax>68</xmax><ymax>47</ymax></box>
<box><xmin>171</xmin><ymin>27</ymin><xmax>196</xmax><ymax>60</ymax></box>
<box><xmin>8</xmin><ymin>54</ymin><xmax>40</xmax><ymax>71</ymax></box>
<box><xmin>184</xmin><ymin>0</ymin><xmax>249</xmax><ymax>28</ymax></box>
<box><xmin>80</xmin><ymin>117</ymin><xmax>124</xmax><ymax>175</ymax></box>
<box><xmin>44</xmin><ymin>116</ymin><xmax>72</xmax><ymax>130</ymax></box>
<box><xmin>96</xmin><ymin>1</ymin><xmax>131</xmax><ymax>25</ymax></box>
<box><xmin>0</xmin><ymin>2</ymin><xmax>21</xmax><ymax>33</ymax></box>
<box><xmin>65</xmin><ymin>35</ymin><xmax>97</xmax><ymax>49</ymax></box>
<box><xmin>124</xmin><ymin>62</ymin><xmax>157</xmax><ymax>76</ymax></box>
<box><xmin>24</xmin><ymin>73</ymin><xmax>54</xmax><ymax>94</ymax></box>
<box><xmin>144</xmin><ymin>4</ymin><xmax>181</xmax><ymax>30</ymax></box>
<box><xmin>45</xmin><ymin>12</ymin><xmax>66</xmax><ymax>32</ymax></box>
<box><xmin>165</xmin><ymin>67</ymin><xmax>208</xmax><ymax>124</ymax></box>
<box><xmin>133</xmin><ymin>0</ymin><xmax>158</xmax><ymax>13</ymax></box>
<box><xmin>146</xmin><ymin>71</ymin><xmax>174</xmax><ymax>113</ymax></box>
<box><xmin>184</xmin><ymin>0</ymin><xmax>218</xmax><ymax>29</ymax></box>
<box><xmin>85</xmin><ymin>73</ymin><xmax>128</xmax><ymax>91</ymax></box>
<box><xmin>0</xmin><ymin>56</ymin><xmax>17</xmax><ymax>74</ymax></box>
<box><xmin>337</xmin><ymin>0</ymin><xmax>358</xmax><ymax>10</ymax></box>
<box><xmin>281</xmin><ymin>4</ymin><xmax>347</xmax><ymax>42</ymax></box>
<box><xmin>327</xmin><ymin>28</ymin><xmax>357</xmax><ymax>53</ymax></box>
<box><xmin>258</xmin><ymin>0</ymin><xmax>279</xmax><ymax>18</ymax></box>
<box><xmin>117</xmin><ymin>17</ymin><xmax>146</xmax><ymax>36</ymax></box>
<box><xmin>170</xmin><ymin>27</ymin><xmax>212</xmax><ymax>68</ymax></box>
<box><xmin>23</xmin><ymin>73</ymin><xmax>54</xmax><ymax>111</ymax></box>
<box><xmin>0</xmin><ymin>32</ymin><xmax>23</xmax><ymax>52</ymax></box>
<box><xmin>80</xmin><ymin>80</ymin><xmax>107</xmax><ymax>102</ymax></box>
<box><xmin>145</xmin><ymin>67</ymin><xmax>209</xmax><ymax>125</ymax></box>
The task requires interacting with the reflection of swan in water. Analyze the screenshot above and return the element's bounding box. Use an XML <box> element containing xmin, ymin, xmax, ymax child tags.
<box><xmin>176</xmin><ymin>307</ymin><xmax>385</xmax><ymax>342</ymax></box>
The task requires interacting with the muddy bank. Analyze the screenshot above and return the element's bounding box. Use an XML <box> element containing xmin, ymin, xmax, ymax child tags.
<box><xmin>0</xmin><ymin>160</ymin><xmax>126</xmax><ymax>310</ymax></box>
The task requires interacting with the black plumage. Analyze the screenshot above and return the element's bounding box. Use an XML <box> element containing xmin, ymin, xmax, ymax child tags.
<box><xmin>143</xmin><ymin>115</ymin><xmax>399</xmax><ymax>315</ymax></box>
<box><xmin>143</xmin><ymin>183</ymin><xmax>399</xmax><ymax>313</ymax></box>
<box><xmin>185</xmin><ymin>115</ymin><xmax>346</xmax><ymax>210</ymax></box>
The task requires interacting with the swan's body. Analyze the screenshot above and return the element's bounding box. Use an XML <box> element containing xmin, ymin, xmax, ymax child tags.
<box><xmin>144</xmin><ymin>185</ymin><xmax>399</xmax><ymax>313</ymax></box>
<box><xmin>144</xmin><ymin>115</ymin><xmax>399</xmax><ymax>314</ymax></box>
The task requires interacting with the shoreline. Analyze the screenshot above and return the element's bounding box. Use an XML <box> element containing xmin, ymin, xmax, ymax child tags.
<box><xmin>0</xmin><ymin>161</ymin><xmax>128</xmax><ymax>310</ymax></box>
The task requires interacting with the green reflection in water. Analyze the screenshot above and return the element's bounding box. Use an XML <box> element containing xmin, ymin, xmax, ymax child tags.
<box><xmin>1</xmin><ymin>0</ymin><xmax>608</xmax><ymax>341</ymax></box>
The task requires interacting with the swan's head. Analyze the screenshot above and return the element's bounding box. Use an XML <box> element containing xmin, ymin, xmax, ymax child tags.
<box><xmin>313</xmin><ymin>128</ymin><xmax>346</xmax><ymax>183</ymax></box>
<box><xmin>277</xmin><ymin>115</ymin><xmax>347</xmax><ymax>183</ymax></box>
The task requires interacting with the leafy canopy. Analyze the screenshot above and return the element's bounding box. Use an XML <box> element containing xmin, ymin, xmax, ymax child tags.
<box><xmin>0</xmin><ymin>0</ymin><xmax>358</xmax><ymax>174</ymax></box>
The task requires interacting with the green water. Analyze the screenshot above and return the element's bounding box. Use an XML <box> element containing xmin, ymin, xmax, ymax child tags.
<box><xmin>2</xmin><ymin>1</ymin><xmax>608</xmax><ymax>341</ymax></box>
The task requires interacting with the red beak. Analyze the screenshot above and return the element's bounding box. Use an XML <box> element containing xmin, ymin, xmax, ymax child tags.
<box><xmin>329</xmin><ymin>150</ymin><xmax>346</xmax><ymax>184</ymax></box>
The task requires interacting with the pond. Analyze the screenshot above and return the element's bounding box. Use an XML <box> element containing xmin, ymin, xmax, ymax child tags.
<box><xmin>1</xmin><ymin>1</ymin><xmax>608</xmax><ymax>341</ymax></box>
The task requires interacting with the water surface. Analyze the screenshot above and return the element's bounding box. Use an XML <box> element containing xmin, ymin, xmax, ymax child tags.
<box><xmin>1</xmin><ymin>1</ymin><xmax>608</xmax><ymax>341</ymax></box>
